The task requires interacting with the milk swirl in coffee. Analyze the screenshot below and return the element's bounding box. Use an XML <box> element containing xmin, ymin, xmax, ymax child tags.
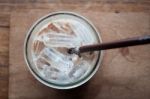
<box><xmin>32</xmin><ymin>18</ymin><xmax>99</xmax><ymax>84</ymax></box>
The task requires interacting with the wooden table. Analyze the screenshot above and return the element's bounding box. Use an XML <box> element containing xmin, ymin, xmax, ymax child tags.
<box><xmin>0</xmin><ymin>1</ymin><xmax>150</xmax><ymax>99</ymax></box>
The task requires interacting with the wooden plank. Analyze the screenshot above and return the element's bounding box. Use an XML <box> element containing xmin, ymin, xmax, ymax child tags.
<box><xmin>0</xmin><ymin>27</ymin><xmax>9</xmax><ymax>99</ymax></box>
<box><xmin>0</xmin><ymin>77</ymin><xmax>8</xmax><ymax>99</ymax></box>
<box><xmin>0</xmin><ymin>0</ymin><xmax>149</xmax><ymax>4</ymax></box>
<box><xmin>0</xmin><ymin>28</ymin><xmax>9</xmax><ymax>54</ymax></box>
<box><xmin>9</xmin><ymin>8</ymin><xmax>150</xmax><ymax>99</ymax></box>
<box><xmin>0</xmin><ymin>1</ymin><xmax>148</xmax><ymax>99</ymax></box>
<box><xmin>0</xmin><ymin>3</ymin><xmax>149</xmax><ymax>14</ymax></box>
<box><xmin>0</xmin><ymin>13</ymin><xmax>10</xmax><ymax>27</ymax></box>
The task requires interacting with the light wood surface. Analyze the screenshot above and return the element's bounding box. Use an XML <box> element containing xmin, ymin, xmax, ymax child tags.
<box><xmin>9</xmin><ymin>8</ymin><xmax>150</xmax><ymax>99</ymax></box>
<box><xmin>0</xmin><ymin>1</ymin><xmax>150</xmax><ymax>99</ymax></box>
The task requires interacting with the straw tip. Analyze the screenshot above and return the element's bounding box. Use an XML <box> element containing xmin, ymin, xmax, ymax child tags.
<box><xmin>67</xmin><ymin>48</ymin><xmax>79</xmax><ymax>55</ymax></box>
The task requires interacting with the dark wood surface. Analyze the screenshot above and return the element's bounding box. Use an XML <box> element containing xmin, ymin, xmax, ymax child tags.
<box><xmin>0</xmin><ymin>1</ymin><xmax>150</xmax><ymax>99</ymax></box>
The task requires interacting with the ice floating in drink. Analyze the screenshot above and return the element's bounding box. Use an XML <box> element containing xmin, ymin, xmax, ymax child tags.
<box><xmin>37</xmin><ymin>32</ymin><xmax>82</xmax><ymax>48</ymax></box>
<box><xmin>31</xmin><ymin>18</ymin><xmax>99</xmax><ymax>84</ymax></box>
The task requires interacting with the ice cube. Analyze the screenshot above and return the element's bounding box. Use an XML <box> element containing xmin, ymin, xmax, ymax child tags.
<box><xmin>36</xmin><ymin>48</ymin><xmax>74</xmax><ymax>74</ymax></box>
<box><xmin>69</xmin><ymin>61</ymin><xmax>90</xmax><ymax>79</ymax></box>
<box><xmin>32</xmin><ymin>40</ymin><xmax>45</xmax><ymax>56</ymax></box>
<box><xmin>56</xmin><ymin>72</ymin><xmax>70</xmax><ymax>83</ymax></box>
<box><xmin>42</xmin><ymin>65</ymin><xmax>60</xmax><ymax>80</ymax></box>
<box><xmin>34</xmin><ymin>57</ymin><xmax>50</xmax><ymax>70</ymax></box>
<box><xmin>71</xmin><ymin>22</ymin><xmax>95</xmax><ymax>45</ymax></box>
<box><xmin>37</xmin><ymin>32</ymin><xmax>81</xmax><ymax>48</ymax></box>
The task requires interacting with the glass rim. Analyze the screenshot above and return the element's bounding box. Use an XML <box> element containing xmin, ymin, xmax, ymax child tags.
<box><xmin>24</xmin><ymin>11</ymin><xmax>103</xmax><ymax>89</ymax></box>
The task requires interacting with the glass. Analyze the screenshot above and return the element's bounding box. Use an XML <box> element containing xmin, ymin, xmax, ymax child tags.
<box><xmin>24</xmin><ymin>12</ymin><xmax>102</xmax><ymax>89</ymax></box>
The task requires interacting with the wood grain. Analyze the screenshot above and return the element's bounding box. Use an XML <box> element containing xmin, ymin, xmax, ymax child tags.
<box><xmin>0</xmin><ymin>0</ymin><xmax>149</xmax><ymax>4</ymax></box>
<box><xmin>0</xmin><ymin>27</ymin><xmax>9</xmax><ymax>99</ymax></box>
<box><xmin>0</xmin><ymin>2</ymin><xmax>150</xmax><ymax>13</ymax></box>
<box><xmin>9</xmin><ymin>8</ymin><xmax>150</xmax><ymax>99</ymax></box>
<box><xmin>0</xmin><ymin>1</ymin><xmax>149</xmax><ymax>99</ymax></box>
<box><xmin>0</xmin><ymin>14</ymin><xmax>10</xmax><ymax>27</ymax></box>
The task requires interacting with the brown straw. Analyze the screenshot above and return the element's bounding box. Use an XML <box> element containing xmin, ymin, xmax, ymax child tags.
<box><xmin>68</xmin><ymin>35</ymin><xmax>150</xmax><ymax>54</ymax></box>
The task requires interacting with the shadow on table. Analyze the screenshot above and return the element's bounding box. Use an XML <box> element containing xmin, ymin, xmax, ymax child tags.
<box><xmin>54</xmin><ymin>80</ymin><xmax>102</xmax><ymax>99</ymax></box>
